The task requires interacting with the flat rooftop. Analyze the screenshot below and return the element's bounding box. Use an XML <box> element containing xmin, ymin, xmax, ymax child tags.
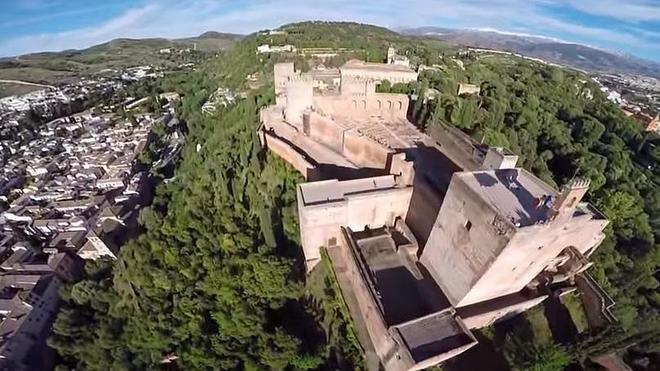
<box><xmin>333</xmin><ymin>115</ymin><xmax>425</xmax><ymax>150</ymax></box>
<box><xmin>457</xmin><ymin>168</ymin><xmax>557</xmax><ymax>226</ymax></box>
<box><xmin>393</xmin><ymin>310</ymin><xmax>476</xmax><ymax>363</ymax></box>
<box><xmin>299</xmin><ymin>175</ymin><xmax>396</xmax><ymax>205</ymax></box>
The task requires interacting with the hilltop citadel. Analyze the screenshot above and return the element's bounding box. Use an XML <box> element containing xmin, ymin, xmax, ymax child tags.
<box><xmin>260</xmin><ymin>49</ymin><xmax>613</xmax><ymax>370</ymax></box>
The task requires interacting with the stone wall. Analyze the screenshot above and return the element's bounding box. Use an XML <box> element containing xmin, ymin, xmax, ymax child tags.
<box><xmin>297</xmin><ymin>193</ymin><xmax>346</xmax><ymax>269</ymax></box>
<box><xmin>340</xmin><ymin>63</ymin><xmax>418</xmax><ymax>84</ymax></box>
<box><xmin>420</xmin><ymin>175</ymin><xmax>514</xmax><ymax>307</ymax></box>
<box><xmin>304</xmin><ymin>112</ymin><xmax>345</xmax><ymax>153</ymax></box>
<box><xmin>404</xmin><ymin>178</ymin><xmax>443</xmax><ymax>247</ymax></box>
<box><xmin>458</xmin><ymin>293</ymin><xmax>548</xmax><ymax>329</ymax></box>
<box><xmin>262</xmin><ymin>132</ymin><xmax>316</xmax><ymax>180</ymax></box>
<box><xmin>462</xmin><ymin>214</ymin><xmax>607</xmax><ymax>307</ymax></box>
<box><xmin>312</xmin><ymin>92</ymin><xmax>408</xmax><ymax>121</ymax></box>
<box><xmin>340</xmin><ymin>76</ymin><xmax>377</xmax><ymax>96</ymax></box>
<box><xmin>342</xmin><ymin>130</ymin><xmax>391</xmax><ymax>169</ymax></box>
<box><xmin>326</xmin><ymin>237</ymin><xmax>399</xmax><ymax>364</ymax></box>
<box><xmin>345</xmin><ymin>188</ymin><xmax>413</xmax><ymax>231</ymax></box>
<box><xmin>297</xmin><ymin>182</ymin><xmax>413</xmax><ymax>271</ymax></box>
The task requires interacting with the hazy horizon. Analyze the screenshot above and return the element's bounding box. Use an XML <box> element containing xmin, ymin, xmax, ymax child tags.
<box><xmin>1</xmin><ymin>0</ymin><xmax>660</xmax><ymax>62</ymax></box>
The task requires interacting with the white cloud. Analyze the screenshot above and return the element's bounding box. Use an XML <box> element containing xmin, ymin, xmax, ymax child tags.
<box><xmin>468</xmin><ymin>27</ymin><xmax>571</xmax><ymax>43</ymax></box>
<box><xmin>0</xmin><ymin>0</ymin><xmax>658</xmax><ymax>60</ymax></box>
<box><xmin>559</xmin><ymin>0</ymin><xmax>660</xmax><ymax>22</ymax></box>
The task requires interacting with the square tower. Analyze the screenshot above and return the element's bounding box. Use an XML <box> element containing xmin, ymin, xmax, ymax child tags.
<box><xmin>420</xmin><ymin>170</ymin><xmax>607</xmax><ymax>308</ymax></box>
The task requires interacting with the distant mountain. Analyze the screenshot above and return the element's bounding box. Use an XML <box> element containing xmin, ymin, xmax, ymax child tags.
<box><xmin>0</xmin><ymin>32</ymin><xmax>242</xmax><ymax>88</ymax></box>
<box><xmin>401</xmin><ymin>27</ymin><xmax>660</xmax><ymax>78</ymax></box>
<box><xmin>176</xmin><ymin>32</ymin><xmax>243</xmax><ymax>51</ymax></box>
<box><xmin>195</xmin><ymin>31</ymin><xmax>243</xmax><ymax>40</ymax></box>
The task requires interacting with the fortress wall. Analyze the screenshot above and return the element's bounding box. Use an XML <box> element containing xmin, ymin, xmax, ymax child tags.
<box><xmin>420</xmin><ymin>177</ymin><xmax>512</xmax><ymax>307</ymax></box>
<box><xmin>342</xmin><ymin>130</ymin><xmax>391</xmax><ymax>169</ymax></box>
<box><xmin>340</xmin><ymin>76</ymin><xmax>376</xmax><ymax>96</ymax></box>
<box><xmin>305</xmin><ymin>112</ymin><xmax>345</xmax><ymax>153</ymax></box>
<box><xmin>327</xmin><ymin>235</ymin><xmax>397</xmax><ymax>361</ymax></box>
<box><xmin>340</xmin><ymin>67</ymin><xmax>418</xmax><ymax>84</ymax></box>
<box><xmin>462</xmin><ymin>215</ymin><xmax>606</xmax><ymax>307</ymax></box>
<box><xmin>458</xmin><ymin>294</ymin><xmax>548</xmax><ymax>329</ymax></box>
<box><xmin>345</xmin><ymin>187</ymin><xmax>413</xmax><ymax>232</ymax></box>
<box><xmin>389</xmin><ymin>153</ymin><xmax>415</xmax><ymax>186</ymax></box>
<box><xmin>372</xmin><ymin>93</ymin><xmax>409</xmax><ymax>119</ymax></box>
<box><xmin>262</xmin><ymin>132</ymin><xmax>315</xmax><ymax>179</ymax></box>
<box><xmin>298</xmin><ymin>199</ymin><xmax>346</xmax><ymax>270</ymax></box>
<box><xmin>312</xmin><ymin>92</ymin><xmax>408</xmax><ymax>121</ymax></box>
<box><xmin>405</xmin><ymin>178</ymin><xmax>443</xmax><ymax>246</ymax></box>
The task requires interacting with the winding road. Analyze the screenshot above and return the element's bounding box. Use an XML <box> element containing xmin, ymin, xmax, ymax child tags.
<box><xmin>0</xmin><ymin>79</ymin><xmax>55</xmax><ymax>89</ymax></box>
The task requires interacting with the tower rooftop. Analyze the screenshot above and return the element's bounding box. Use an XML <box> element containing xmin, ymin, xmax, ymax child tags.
<box><xmin>456</xmin><ymin>168</ymin><xmax>558</xmax><ymax>227</ymax></box>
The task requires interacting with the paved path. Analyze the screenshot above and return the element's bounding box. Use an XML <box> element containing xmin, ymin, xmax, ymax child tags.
<box><xmin>0</xmin><ymin>79</ymin><xmax>55</xmax><ymax>89</ymax></box>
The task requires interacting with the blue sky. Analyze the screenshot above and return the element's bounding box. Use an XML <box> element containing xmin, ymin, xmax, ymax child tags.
<box><xmin>1</xmin><ymin>0</ymin><xmax>660</xmax><ymax>62</ymax></box>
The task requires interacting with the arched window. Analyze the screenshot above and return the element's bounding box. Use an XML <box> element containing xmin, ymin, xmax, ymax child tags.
<box><xmin>361</xmin><ymin>100</ymin><xmax>367</xmax><ymax>109</ymax></box>
<box><xmin>377</xmin><ymin>100</ymin><xmax>382</xmax><ymax>109</ymax></box>
<box><xmin>387</xmin><ymin>101</ymin><xmax>392</xmax><ymax>109</ymax></box>
<box><xmin>397</xmin><ymin>101</ymin><xmax>403</xmax><ymax>110</ymax></box>
<box><xmin>352</xmin><ymin>100</ymin><xmax>357</xmax><ymax>109</ymax></box>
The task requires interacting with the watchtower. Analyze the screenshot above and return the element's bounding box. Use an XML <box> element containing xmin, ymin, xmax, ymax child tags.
<box><xmin>274</xmin><ymin>62</ymin><xmax>296</xmax><ymax>106</ymax></box>
<box><xmin>548</xmin><ymin>179</ymin><xmax>590</xmax><ymax>224</ymax></box>
<box><xmin>284</xmin><ymin>75</ymin><xmax>313</xmax><ymax>126</ymax></box>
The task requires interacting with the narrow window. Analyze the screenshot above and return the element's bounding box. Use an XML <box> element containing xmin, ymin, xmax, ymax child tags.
<box><xmin>464</xmin><ymin>220</ymin><xmax>472</xmax><ymax>231</ymax></box>
<box><xmin>568</xmin><ymin>196</ymin><xmax>577</xmax><ymax>207</ymax></box>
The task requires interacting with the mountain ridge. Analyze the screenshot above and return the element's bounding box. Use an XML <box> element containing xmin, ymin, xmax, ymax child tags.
<box><xmin>401</xmin><ymin>27</ymin><xmax>660</xmax><ymax>78</ymax></box>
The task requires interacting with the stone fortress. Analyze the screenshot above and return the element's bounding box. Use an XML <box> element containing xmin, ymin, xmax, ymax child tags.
<box><xmin>259</xmin><ymin>50</ymin><xmax>613</xmax><ymax>371</ymax></box>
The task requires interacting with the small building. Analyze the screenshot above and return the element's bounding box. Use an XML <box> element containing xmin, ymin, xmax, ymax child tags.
<box><xmin>77</xmin><ymin>230</ymin><xmax>116</xmax><ymax>260</ymax></box>
<box><xmin>256</xmin><ymin>44</ymin><xmax>295</xmax><ymax>54</ymax></box>
<box><xmin>340</xmin><ymin>59</ymin><xmax>418</xmax><ymax>84</ymax></box>
<box><xmin>457</xmin><ymin>83</ymin><xmax>481</xmax><ymax>96</ymax></box>
<box><xmin>0</xmin><ymin>274</ymin><xmax>62</xmax><ymax>371</ymax></box>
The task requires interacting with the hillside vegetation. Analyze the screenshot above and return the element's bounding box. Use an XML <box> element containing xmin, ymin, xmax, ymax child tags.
<box><xmin>0</xmin><ymin>33</ymin><xmax>241</xmax><ymax>90</ymax></box>
<box><xmin>49</xmin><ymin>22</ymin><xmax>659</xmax><ymax>370</ymax></box>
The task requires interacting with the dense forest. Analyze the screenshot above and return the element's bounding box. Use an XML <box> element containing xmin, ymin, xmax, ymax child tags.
<box><xmin>49</xmin><ymin>34</ymin><xmax>361</xmax><ymax>370</ymax></box>
<box><xmin>414</xmin><ymin>53</ymin><xmax>660</xmax><ymax>323</ymax></box>
<box><xmin>49</xmin><ymin>22</ymin><xmax>659</xmax><ymax>370</ymax></box>
<box><xmin>405</xmin><ymin>46</ymin><xmax>660</xmax><ymax>369</ymax></box>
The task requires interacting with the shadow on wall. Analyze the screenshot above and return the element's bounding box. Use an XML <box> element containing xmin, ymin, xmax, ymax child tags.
<box><xmin>442</xmin><ymin>330</ymin><xmax>511</xmax><ymax>371</ymax></box>
<box><xmin>315</xmin><ymin>164</ymin><xmax>388</xmax><ymax>181</ymax></box>
<box><xmin>375</xmin><ymin>266</ymin><xmax>431</xmax><ymax>325</ymax></box>
<box><xmin>402</xmin><ymin>142</ymin><xmax>462</xmax><ymax>193</ymax></box>
<box><xmin>399</xmin><ymin>142</ymin><xmax>462</xmax><ymax>249</ymax></box>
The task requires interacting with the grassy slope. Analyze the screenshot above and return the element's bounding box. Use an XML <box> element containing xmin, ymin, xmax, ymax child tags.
<box><xmin>0</xmin><ymin>33</ymin><xmax>242</xmax><ymax>94</ymax></box>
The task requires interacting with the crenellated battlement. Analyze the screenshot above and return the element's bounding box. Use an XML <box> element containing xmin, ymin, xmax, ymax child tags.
<box><xmin>340</xmin><ymin>76</ymin><xmax>376</xmax><ymax>96</ymax></box>
<box><xmin>287</xmin><ymin>74</ymin><xmax>314</xmax><ymax>84</ymax></box>
<box><xmin>565</xmin><ymin>178</ymin><xmax>590</xmax><ymax>190</ymax></box>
